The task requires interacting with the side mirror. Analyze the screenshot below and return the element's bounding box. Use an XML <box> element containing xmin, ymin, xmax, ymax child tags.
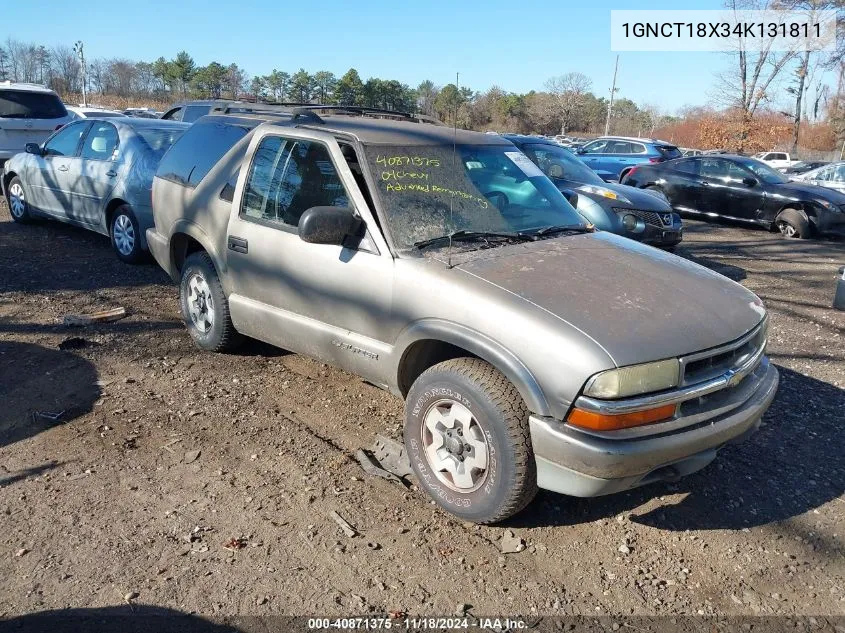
<box><xmin>298</xmin><ymin>206</ymin><xmax>362</xmax><ymax>246</ymax></box>
<box><xmin>25</xmin><ymin>143</ymin><xmax>42</xmax><ymax>156</ymax></box>
<box><xmin>742</xmin><ymin>177</ymin><xmax>758</xmax><ymax>187</ymax></box>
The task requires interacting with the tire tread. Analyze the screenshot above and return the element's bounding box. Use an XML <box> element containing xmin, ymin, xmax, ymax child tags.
<box><xmin>415</xmin><ymin>357</ymin><xmax>537</xmax><ymax>524</ymax></box>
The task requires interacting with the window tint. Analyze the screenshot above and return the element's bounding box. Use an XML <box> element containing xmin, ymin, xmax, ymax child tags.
<box><xmin>701</xmin><ymin>159</ymin><xmax>750</xmax><ymax>180</ymax></box>
<box><xmin>156</xmin><ymin>119</ymin><xmax>251</xmax><ymax>187</ymax></box>
<box><xmin>0</xmin><ymin>90</ymin><xmax>68</xmax><ymax>119</ymax></box>
<box><xmin>522</xmin><ymin>143</ymin><xmax>604</xmax><ymax>184</ymax></box>
<box><xmin>772</xmin><ymin>153</ymin><xmax>787</xmax><ymax>160</ymax></box>
<box><xmin>182</xmin><ymin>104</ymin><xmax>212</xmax><ymax>123</ymax></box>
<box><xmin>673</xmin><ymin>159</ymin><xmax>700</xmax><ymax>175</ymax></box>
<box><xmin>581</xmin><ymin>140</ymin><xmax>608</xmax><ymax>154</ymax></box>
<box><xmin>241</xmin><ymin>136</ymin><xmax>350</xmax><ymax>228</ymax></box>
<box><xmin>134</xmin><ymin>127</ymin><xmax>186</xmax><ymax>159</ymax></box>
<box><xmin>630</xmin><ymin>143</ymin><xmax>646</xmax><ymax>154</ymax></box>
<box><xmin>657</xmin><ymin>145</ymin><xmax>682</xmax><ymax>159</ymax></box>
<box><xmin>43</xmin><ymin>121</ymin><xmax>88</xmax><ymax>157</ymax></box>
<box><xmin>815</xmin><ymin>166</ymin><xmax>833</xmax><ymax>181</ymax></box>
<box><xmin>81</xmin><ymin>122</ymin><xmax>119</xmax><ymax>160</ymax></box>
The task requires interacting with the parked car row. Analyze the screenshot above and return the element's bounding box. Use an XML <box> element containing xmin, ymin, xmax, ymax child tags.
<box><xmin>2</xmin><ymin>103</ymin><xmax>780</xmax><ymax>523</ymax></box>
<box><xmin>620</xmin><ymin>154</ymin><xmax>845</xmax><ymax>238</ymax></box>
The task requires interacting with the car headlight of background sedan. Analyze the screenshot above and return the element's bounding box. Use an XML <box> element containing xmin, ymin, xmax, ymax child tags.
<box><xmin>583</xmin><ymin>359</ymin><xmax>681</xmax><ymax>399</ymax></box>
<box><xmin>578</xmin><ymin>184</ymin><xmax>632</xmax><ymax>205</ymax></box>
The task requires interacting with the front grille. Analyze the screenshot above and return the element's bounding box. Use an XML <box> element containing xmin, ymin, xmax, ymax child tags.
<box><xmin>613</xmin><ymin>208</ymin><xmax>674</xmax><ymax>227</ymax></box>
<box><xmin>681</xmin><ymin>321</ymin><xmax>767</xmax><ymax>386</ymax></box>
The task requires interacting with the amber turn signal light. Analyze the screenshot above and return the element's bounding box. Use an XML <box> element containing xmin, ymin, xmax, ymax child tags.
<box><xmin>567</xmin><ymin>403</ymin><xmax>676</xmax><ymax>431</ymax></box>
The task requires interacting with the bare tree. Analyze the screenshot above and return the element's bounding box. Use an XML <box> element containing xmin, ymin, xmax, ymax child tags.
<box><xmin>51</xmin><ymin>45</ymin><xmax>80</xmax><ymax>95</ymax></box>
<box><xmin>544</xmin><ymin>72</ymin><xmax>592</xmax><ymax>134</ymax></box>
<box><xmin>713</xmin><ymin>0</ymin><xmax>800</xmax><ymax>150</ymax></box>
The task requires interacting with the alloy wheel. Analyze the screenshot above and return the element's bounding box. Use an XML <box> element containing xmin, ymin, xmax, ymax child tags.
<box><xmin>186</xmin><ymin>273</ymin><xmax>215</xmax><ymax>334</ymax></box>
<box><xmin>9</xmin><ymin>183</ymin><xmax>26</xmax><ymax>219</ymax></box>
<box><xmin>421</xmin><ymin>399</ymin><xmax>490</xmax><ymax>492</ymax></box>
<box><xmin>113</xmin><ymin>214</ymin><xmax>136</xmax><ymax>256</ymax></box>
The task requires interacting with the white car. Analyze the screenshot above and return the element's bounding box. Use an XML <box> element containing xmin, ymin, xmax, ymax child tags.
<box><xmin>0</xmin><ymin>82</ymin><xmax>74</xmax><ymax>163</ymax></box>
<box><xmin>753</xmin><ymin>151</ymin><xmax>797</xmax><ymax>170</ymax></box>
<box><xmin>66</xmin><ymin>106</ymin><xmax>127</xmax><ymax>120</ymax></box>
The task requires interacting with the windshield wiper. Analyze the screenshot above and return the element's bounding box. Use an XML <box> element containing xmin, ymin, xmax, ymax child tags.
<box><xmin>529</xmin><ymin>224</ymin><xmax>593</xmax><ymax>237</ymax></box>
<box><xmin>414</xmin><ymin>229</ymin><xmax>532</xmax><ymax>250</ymax></box>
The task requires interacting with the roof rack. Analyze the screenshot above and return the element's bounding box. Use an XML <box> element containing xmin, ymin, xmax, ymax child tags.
<box><xmin>212</xmin><ymin>102</ymin><xmax>443</xmax><ymax>126</ymax></box>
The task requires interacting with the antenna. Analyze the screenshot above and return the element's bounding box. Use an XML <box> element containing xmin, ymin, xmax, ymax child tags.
<box><xmin>448</xmin><ymin>71</ymin><xmax>458</xmax><ymax>268</ymax></box>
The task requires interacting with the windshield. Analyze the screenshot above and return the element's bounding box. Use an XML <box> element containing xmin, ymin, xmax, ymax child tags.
<box><xmin>519</xmin><ymin>142</ymin><xmax>605</xmax><ymax>185</ymax></box>
<box><xmin>0</xmin><ymin>90</ymin><xmax>67</xmax><ymax>119</ymax></box>
<box><xmin>737</xmin><ymin>158</ymin><xmax>788</xmax><ymax>184</ymax></box>
<box><xmin>363</xmin><ymin>143</ymin><xmax>586</xmax><ymax>250</ymax></box>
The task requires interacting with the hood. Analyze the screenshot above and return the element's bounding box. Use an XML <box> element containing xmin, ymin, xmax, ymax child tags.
<box><xmin>777</xmin><ymin>180</ymin><xmax>845</xmax><ymax>202</ymax></box>
<box><xmin>554</xmin><ymin>178</ymin><xmax>672</xmax><ymax>211</ymax></box>
<box><xmin>445</xmin><ymin>232</ymin><xmax>765</xmax><ymax>367</ymax></box>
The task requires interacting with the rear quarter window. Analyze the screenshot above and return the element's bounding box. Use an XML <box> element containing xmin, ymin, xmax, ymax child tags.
<box><xmin>156</xmin><ymin>119</ymin><xmax>251</xmax><ymax>188</ymax></box>
<box><xmin>0</xmin><ymin>90</ymin><xmax>68</xmax><ymax>119</ymax></box>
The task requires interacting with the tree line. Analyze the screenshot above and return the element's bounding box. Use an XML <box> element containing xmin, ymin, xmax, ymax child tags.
<box><xmin>0</xmin><ymin>39</ymin><xmax>669</xmax><ymax>137</ymax></box>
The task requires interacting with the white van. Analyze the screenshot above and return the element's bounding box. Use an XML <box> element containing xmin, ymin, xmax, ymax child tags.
<box><xmin>0</xmin><ymin>82</ymin><xmax>73</xmax><ymax>163</ymax></box>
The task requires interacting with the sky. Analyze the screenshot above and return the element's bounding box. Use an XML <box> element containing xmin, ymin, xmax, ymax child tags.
<box><xmin>3</xmin><ymin>0</ymin><xmax>799</xmax><ymax>114</ymax></box>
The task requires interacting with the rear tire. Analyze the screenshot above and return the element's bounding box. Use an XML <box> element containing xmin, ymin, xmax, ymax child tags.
<box><xmin>6</xmin><ymin>176</ymin><xmax>32</xmax><ymax>223</ymax></box>
<box><xmin>109</xmin><ymin>205</ymin><xmax>145</xmax><ymax>264</ymax></box>
<box><xmin>775</xmin><ymin>208</ymin><xmax>812</xmax><ymax>239</ymax></box>
<box><xmin>179</xmin><ymin>251</ymin><xmax>243</xmax><ymax>352</ymax></box>
<box><xmin>404</xmin><ymin>358</ymin><xmax>538</xmax><ymax>524</ymax></box>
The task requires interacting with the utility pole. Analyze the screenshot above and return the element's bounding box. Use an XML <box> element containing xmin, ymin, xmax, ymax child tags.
<box><xmin>604</xmin><ymin>55</ymin><xmax>619</xmax><ymax>136</ymax></box>
<box><xmin>73</xmin><ymin>41</ymin><xmax>87</xmax><ymax>106</ymax></box>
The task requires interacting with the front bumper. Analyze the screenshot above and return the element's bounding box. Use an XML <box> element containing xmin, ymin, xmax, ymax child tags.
<box><xmin>529</xmin><ymin>359</ymin><xmax>779</xmax><ymax>497</ymax></box>
<box><xmin>816</xmin><ymin>210</ymin><xmax>845</xmax><ymax>236</ymax></box>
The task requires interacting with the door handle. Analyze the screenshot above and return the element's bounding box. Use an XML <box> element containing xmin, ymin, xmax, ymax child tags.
<box><xmin>227</xmin><ymin>235</ymin><xmax>248</xmax><ymax>254</ymax></box>
<box><xmin>57</xmin><ymin>164</ymin><xmax>69</xmax><ymax>172</ymax></box>
<box><xmin>106</xmin><ymin>170</ymin><xmax>117</xmax><ymax>177</ymax></box>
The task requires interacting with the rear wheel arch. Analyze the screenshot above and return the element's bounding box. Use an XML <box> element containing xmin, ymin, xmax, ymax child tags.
<box><xmin>394</xmin><ymin>322</ymin><xmax>551</xmax><ymax>417</ymax></box>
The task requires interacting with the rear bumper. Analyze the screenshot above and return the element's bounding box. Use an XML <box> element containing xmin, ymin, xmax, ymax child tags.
<box><xmin>146</xmin><ymin>229</ymin><xmax>177</xmax><ymax>280</ymax></box>
<box><xmin>529</xmin><ymin>360</ymin><xmax>779</xmax><ymax>497</ymax></box>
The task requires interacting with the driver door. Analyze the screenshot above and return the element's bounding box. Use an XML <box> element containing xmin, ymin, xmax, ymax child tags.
<box><xmin>27</xmin><ymin>121</ymin><xmax>90</xmax><ymax>214</ymax></box>
<box><xmin>225</xmin><ymin>128</ymin><xmax>395</xmax><ymax>384</ymax></box>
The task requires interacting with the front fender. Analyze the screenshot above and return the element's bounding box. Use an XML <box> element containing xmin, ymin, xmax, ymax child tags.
<box><xmin>392</xmin><ymin>319</ymin><xmax>552</xmax><ymax>417</ymax></box>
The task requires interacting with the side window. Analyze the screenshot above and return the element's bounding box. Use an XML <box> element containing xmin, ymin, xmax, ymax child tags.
<box><xmin>241</xmin><ymin>136</ymin><xmax>351</xmax><ymax>228</ymax></box>
<box><xmin>607</xmin><ymin>141</ymin><xmax>633</xmax><ymax>154</ymax></box>
<box><xmin>673</xmin><ymin>159</ymin><xmax>700</xmax><ymax>175</ymax></box>
<box><xmin>724</xmin><ymin>161</ymin><xmax>749</xmax><ymax>180</ymax></box>
<box><xmin>773</xmin><ymin>153</ymin><xmax>787</xmax><ymax>161</ymax></box>
<box><xmin>834</xmin><ymin>165</ymin><xmax>845</xmax><ymax>182</ymax></box>
<box><xmin>43</xmin><ymin>122</ymin><xmax>88</xmax><ymax>157</ymax></box>
<box><xmin>700</xmin><ymin>159</ymin><xmax>729</xmax><ymax>179</ymax></box>
<box><xmin>815</xmin><ymin>166</ymin><xmax>833</xmax><ymax>181</ymax></box>
<box><xmin>80</xmin><ymin>122</ymin><xmax>119</xmax><ymax>160</ymax></box>
<box><xmin>581</xmin><ymin>140</ymin><xmax>608</xmax><ymax>154</ymax></box>
<box><xmin>630</xmin><ymin>143</ymin><xmax>647</xmax><ymax>154</ymax></box>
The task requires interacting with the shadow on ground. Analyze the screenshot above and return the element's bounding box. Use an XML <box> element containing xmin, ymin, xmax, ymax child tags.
<box><xmin>0</xmin><ymin>605</ymin><xmax>242</xmax><ymax>633</ymax></box>
<box><xmin>508</xmin><ymin>366</ymin><xmax>845</xmax><ymax>532</ymax></box>
<box><xmin>0</xmin><ymin>341</ymin><xmax>101</xmax><ymax>449</ymax></box>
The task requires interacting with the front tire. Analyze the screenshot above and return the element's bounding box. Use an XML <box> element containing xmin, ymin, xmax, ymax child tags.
<box><xmin>110</xmin><ymin>205</ymin><xmax>145</xmax><ymax>263</ymax></box>
<box><xmin>404</xmin><ymin>358</ymin><xmax>537</xmax><ymax>524</ymax></box>
<box><xmin>6</xmin><ymin>176</ymin><xmax>32</xmax><ymax>223</ymax></box>
<box><xmin>179</xmin><ymin>251</ymin><xmax>243</xmax><ymax>352</ymax></box>
<box><xmin>775</xmin><ymin>208</ymin><xmax>812</xmax><ymax>239</ymax></box>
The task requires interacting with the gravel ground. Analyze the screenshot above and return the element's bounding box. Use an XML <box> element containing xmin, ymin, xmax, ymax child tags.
<box><xmin>0</xmin><ymin>200</ymin><xmax>843</xmax><ymax>622</ymax></box>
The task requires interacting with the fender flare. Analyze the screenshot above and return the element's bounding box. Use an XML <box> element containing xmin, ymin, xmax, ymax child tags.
<box><xmin>392</xmin><ymin>319</ymin><xmax>551</xmax><ymax>417</ymax></box>
<box><xmin>168</xmin><ymin>220</ymin><xmax>227</xmax><ymax>281</ymax></box>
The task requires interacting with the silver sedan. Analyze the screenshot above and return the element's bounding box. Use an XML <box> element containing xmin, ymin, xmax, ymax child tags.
<box><xmin>791</xmin><ymin>161</ymin><xmax>845</xmax><ymax>193</ymax></box>
<box><xmin>2</xmin><ymin>117</ymin><xmax>189</xmax><ymax>262</ymax></box>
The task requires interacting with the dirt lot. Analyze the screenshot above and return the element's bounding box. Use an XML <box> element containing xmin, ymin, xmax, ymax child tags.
<box><xmin>0</xmin><ymin>200</ymin><xmax>843</xmax><ymax>622</ymax></box>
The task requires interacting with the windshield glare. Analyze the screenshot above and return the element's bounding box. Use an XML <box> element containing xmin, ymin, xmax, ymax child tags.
<box><xmin>363</xmin><ymin>143</ymin><xmax>586</xmax><ymax>250</ymax></box>
<box><xmin>739</xmin><ymin>158</ymin><xmax>788</xmax><ymax>184</ymax></box>
<box><xmin>519</xmin><ymin>142</ymin><xmax>605</xmax><ymax>185</ymax></box>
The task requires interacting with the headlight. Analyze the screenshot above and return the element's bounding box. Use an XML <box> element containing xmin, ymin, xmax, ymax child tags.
<box><xmin>583</xmin><ymin>359</ymin><xmax>681</xmax><ymax>399</ymax></box>
<box><xmin>578</xmin><ymin>184</ymin><xmax>632</xmax><ymax>205</ymax></box>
